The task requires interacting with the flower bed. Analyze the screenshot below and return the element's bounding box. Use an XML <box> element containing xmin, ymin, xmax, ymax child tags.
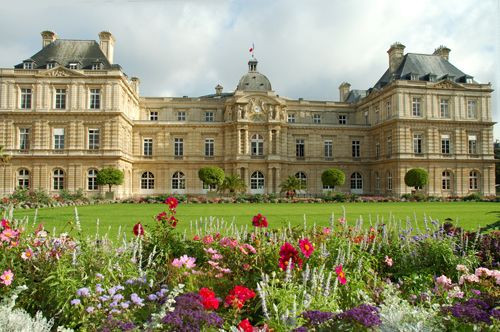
<box><xmin>0</xmin><ymin>197</ymin><xmax>499</xmax><ymax>331</ymax></box>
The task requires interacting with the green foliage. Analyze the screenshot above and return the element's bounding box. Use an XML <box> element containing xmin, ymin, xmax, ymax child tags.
<box><xmin>58</xmin><ymin>189</ymin><xmax>87</xmax><ymax>203</ymax></box>
<box><xmin>198</xmin><ymin>167</ymin><xmax>225</xmax><ymax>189</ymax></box>
<box><xmin>96</xmin><ymin>167</ymin><xmax>124</xmax><ymax>192</ymax></box>
<box><xmin>463</xmin><ymin>192</ymin><xmax>481</xmax><ymax>201</ymax></box>
<box><xmin>321</xmin><ymin>168</ymin><xmax>345</xmax><ymax>188</ymax></box>
<box><xmin>404</xmin><ymin>168</ymin><xmax>429</xmax><ymax>190</ymax></box>
<box><xmin>218</xmin><ymin>174</ymin><xmax>247</xmax><ymax>194</ymax></box>
<box><xmin>279</xmin><ymin>175</ymin><xmax>304</xmax><ymax>194</ymax></box>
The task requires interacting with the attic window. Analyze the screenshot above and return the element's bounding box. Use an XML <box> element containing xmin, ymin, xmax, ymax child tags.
<box><xmin>46</xmin><ymin>62</ymin><xmax>55</xmax><ymax>69</ymax></box>
<box><xmin>92</xmin><ymin>63</ymin><xmax>102</xmax><ymax>70</ymax></box>
<box><xmin>410</xmin><ymin>73</ymin><xmax>419</xmax><ymax>81</ymax></box>
<box><xmin>466</xmin><ymin>77</ymin><xmax>473</xmax><ymax>84</ymax></box>
<box><xmin>428</xmin><ymin>74</ymin><xmax>437</xmax><ymax>82</ymax></box>
<box><xmin>23</xmin><ymin>62</ymin><xmax>33</xmax><ymax>70</ymax></box>
<box><xmin>68</xmin><ymin>63</ymin><xmax>79</xmax><ymax>70</ymax></box>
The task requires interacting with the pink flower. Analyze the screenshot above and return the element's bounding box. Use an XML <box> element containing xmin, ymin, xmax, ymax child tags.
<box><xmin>435</xmin><ymin>275</ymin><xmax>452</xmax><ymax>289</ymax></box>
<box><xmin>202</xmin><ymin>235</ymin><xmax>214</xmax><ymax>245</ymax></box>
<box><xmin>171</xmin><ymin>258</ymin><xmax>183</xmax><ymax>268</ymax></box>
<box><xmin>0</xmin><ymin>269</ymin><xmax>14</xmax><ymax>286</ymax></box>
<box><xmin>298</xmin><ymin>238</ymin><xmax>314</xmax><ymax>258</ymax></box>
<box><xmin>21</xmin><ymin>248</ymin><xmax>33</xmax><ymax>260</ymax></box>
<box><xmin>0</xmin><ymin>228</ymin><xmax>18</xmax><ymax>242</ymax></box>
<box><xmin>242</xmin><ymin>243</ymin><xmax>256</xmax><ymax>254</ymax></box>
<box><xmin>475</xmin><ymin>267</ymin><xmax>493</xmax><ymax>278</ymax></box>
<box><xmin>322</xmin><ymin>227</ymin><xmax>331</xmax><ymax>235</ymax></box>
<box><xmin>220</xmin><ymin>237</ymin><xmax>238</xmax><ymax>248</ymax></box>
<box><xmin>336</xmin><ymin>265</ymin><xmax>347</xmax><ymax>285</ymax></box>
<box><xmin>456</xmin><ymin>264</ymin><xmax>468</xmax><ymax>273</ymax></box>
<box><xmin>384</xmin><ymin>256</ymin><xmax>393</xmax><ymax>267</ymax></box>
<box><xmin>171</xmin><ymin>255</ymin><xmax>196</xmax><ymax>269</ymax></box>
<box><xmin>459</xmin><ymin>274</ymin><xmax>480</xmax><ymax>285</ymax></box>
<box><xmin>338</xmin><ymin>217</ymin><xmax>346</xmax><ymax>225</ymax></box>
<box><xmin>211</xmin><ymin>254</ymin><xmax>223</xmax><ymax>260</ymax></box>
<box><xmin>204</xmin><ymin>248</ymin><xmax>218</xmax><ymax>255</ymax></box>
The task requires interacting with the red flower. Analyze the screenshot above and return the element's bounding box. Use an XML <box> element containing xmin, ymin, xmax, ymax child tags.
<box><xmin>278</xmin><ymin>242</ymin><xmax>303</xmax><ymax>271</ymax></box>
<box><xmin>169</xmin><ymin>216</ymin><xmax>178</xmax><ymax>227</ymax></box>
<box><xmin>225</xmin><ymin>285</ymin><xmax>256</xmax><ymax>309</ymax></box>
<box><xmin>193</xmin><ymin>235</ymin><xmax>200</xmax><ymax>241</ymax></box>
<box><xmin>133</xmin><ymin>222</ymin><xmax>144</xmax><ymax>236</ymax></box>
<box><xmin>156</xmin><ymin>211</ymin><xmax>167</xmax><ymax>222</ymax></box>
<box><xmin>1</xmin><ymin>219</ymin><xmax>10</xmax><ymax>229</ymax></box>
<box><xmin>165</xmin><ymin>197</ymin><xmax>179</xmax><ymax>211</ymax></box>
<box><xmin>298</xmin><ymin>238</ymin><xmax>314</xmax><ymax>258</ymax></box>
<box><xmin>238</xmin><ymin>318</ymin><xmax>253</xmax><ymax>332</ymax></box>
<box><xmin>252</xmin><ymin>213</ymin><xmax>268</xmax><ymax>228</ymax></box>
<box><xmin>199</xmin><ymin>287</ymin><xmax>219</xmax><ymax>310</ymax></box>
<box><xmin>336</xmin><ymin>264</ymin><xmax>347</xmax><ymax>285</ymax></box>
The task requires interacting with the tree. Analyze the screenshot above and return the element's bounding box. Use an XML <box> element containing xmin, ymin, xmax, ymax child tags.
<box><xmin>96</xmin><ymin>167</ymin><xmax>124</xmax><ymax>192</ymax></box>
<box><xmin>198</xmin><ymin>167</ymin><xmax>225</xmax><ymax>191</ymax></box>
<box><xmin>218</xmin><ymin>175</ymin><xmax>246</xmax><ymax>195</ymax></box>
<box><xmin>321</xmin><ymin>168</ymin><xmax>345</xmax><ymax>189</ymax></box>
<box><xmin>404</xmin><ymin>168</ymin><xmax>428</xmax><ymax>191</ymax></box>
<box><xmin>0</xmin><ymin>145</ymin><xmax>11</xmax><ymax>164</ymax></box>
<box><xmin>279</xmin><ymin>175</ymin><xmax>304</xmax><ymax>197</ymax></box>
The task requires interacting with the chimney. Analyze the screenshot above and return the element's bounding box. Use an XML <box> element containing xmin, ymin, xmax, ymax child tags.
<box><xmin>433</xmin><ymin>45</ymin><xmax>451</xmax><ymax>61</ymax></box>
<box><xmin>215</xmin><ymin>84</ymin><xmax>223</xmax><ymax>96</ymax></box>
<box><xmin>41</xmin><ymin>30</ymin><xmax>57</xmax><ymax>48</ymax></box>
<box><xmin>130</xmin><ymin>77</ymin><xmax>140</xmax><ymax>94</ymax></box>
<box><xmin>387</xmin><ymin>42</ymin><xmax>405</xmax><ymax>73</ymax></box>
<box><xmin>339</xmin><ymin>82</ymin><xmax>351</xmax><ymax>102</ymax></box>
<box><xmin>98</xmin><ymin>31</ymin><xmax>115</xmax><ymax>64</ymax></box>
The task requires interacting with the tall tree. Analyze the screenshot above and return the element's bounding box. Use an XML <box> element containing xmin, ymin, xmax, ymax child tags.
<box><xmin>96</xmin><ymin>167</ymin><xmax>124</xmax><ymax>192</ymax></box>
<box><xmin>404</xmin><ymin>168</ymin><xmax>428</xmax><ymax>191</ymax></box>
<box><xmin>321</xmin><ymin>168</ymin><xmax>346</xmax><ymax>190</ymax></box>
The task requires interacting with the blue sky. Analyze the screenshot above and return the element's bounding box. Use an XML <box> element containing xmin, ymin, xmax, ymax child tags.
<box><xmin>1</xmin><ymin>0</ymin><xmax>498</xmax><ymax>139</ymax></box>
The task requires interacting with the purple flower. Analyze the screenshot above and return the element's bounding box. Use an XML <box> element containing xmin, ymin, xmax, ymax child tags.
<box><xmin>337</xmin><ymin>304</ymin><xmax>381</xmax><ymax>327</ymax></box>
<box><xmin>86</xmin><ymin>306</ymin><xmax>94</xmax><ymax>313</ymax></box>
<box><xmin>99</xmin><ymin>295</ymin><xmax>110</xmax><ymax>302</ymax></box>
<box><xmin>148</xmin><ymin>294</ymin><xmax>158</xmax><ymax>301</ymax></box>
<box><xmin>125</xmin><ymin>279</ymin><xmax>135</xmax><ymax>285</ymax></box>
<box><xmin>121</xmin><ymin>301</ymin><xmax>130</xmax><ymax>309</ymax></box>
<box><xmin>76</xmin><ymin>287</ymin><xmax>91</xmax><ymax>297</ymax></box>
<box><xmin>113</xmin><ymin>294</ymin><xmax>124</xmax><ymax>302</ymax></box>
<box><xmin>443</xmin><ymin>298</ymin><xmax>494</xmax><ymax>325</ymax></box>
<box><xmin>71</xmin><ymin>299</ymin><xmax>81</xmax><ymax>306</ymax></box>
<box><xmin>95</xmin><ymin>284</ymin><xmax>104</xmax><ymax>294</ymax></box>
<box><xmin>109</xmin><ymin>301</ymin><xmax>119</xmax><ymax>308</ymax></box>
<box><xmin>301</xmin><ymin>310</ymin><xmax>334</xmax><ymax>325</ymax></box>
<box><xmin>95</xmin><ymin>273</ymin><xmax>104</xmax><ymax>280</ymax></box>
<box><xmin>130</xmin><ymin>293</ymin><xmax>144</xmax><ymax>306</ymax></box>
<box><xmin>471</xmin><ymin>289</ymin><xmax>481</xmax><ymax>296</ymax></box>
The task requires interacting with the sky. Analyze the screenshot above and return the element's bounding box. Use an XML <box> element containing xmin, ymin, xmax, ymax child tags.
<box><xmin>1</xmin><ymin>0</ymin><xmax>499</xmax><ymax>139</ymax></box>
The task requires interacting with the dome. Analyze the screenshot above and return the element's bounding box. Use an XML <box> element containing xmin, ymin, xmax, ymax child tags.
<box><xmin>236</xmin><ymin>58</ymin><xmax>272</xmax><ymax>91</ymax></box>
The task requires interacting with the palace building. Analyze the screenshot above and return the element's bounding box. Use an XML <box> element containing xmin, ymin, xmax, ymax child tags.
<box><xmin>0</xmin><ymin>31</ymin><xmax>496</xmax><ymax>198</ymax></box>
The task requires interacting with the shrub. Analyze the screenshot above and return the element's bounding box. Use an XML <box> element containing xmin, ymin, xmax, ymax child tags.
<box><xmin>96</xmin><ymin>167</ymin><xmax>124</xmax><ymax>192</ymax></box>
<box><xmin>404</xmin><ymin>168</ymin><xmax>428</xmax><ymax>190</ymax></box>
<box><xmin>198</xmin><ymin>167</ymin><xmax>225</xmax><ymax>190</ymax></box>
<box><xmin>321</xmin><ymin>168</ymin><xmax>345</xmax><ymax>189</ymax></box>
<box><xmin>463</xmin><ymin>192</ymin><xmax>481</xmax><ymax>201</ymax></box>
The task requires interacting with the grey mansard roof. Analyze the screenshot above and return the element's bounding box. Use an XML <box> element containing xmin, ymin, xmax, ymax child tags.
<box><xmin>373</xmin><ymin>53</ymin><xmax>474</xmax><ymax>89</ymax></box>
<box><xmin>15</xmin><ymin>39</ymin><xmax>119</xmax><ymax>70</ymax></box>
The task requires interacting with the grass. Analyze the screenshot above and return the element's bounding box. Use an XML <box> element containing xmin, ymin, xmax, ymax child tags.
<box><xmin>6</xmin><ymin>201</ymin><xmax>499</xmax><ymax>238</ymax></box>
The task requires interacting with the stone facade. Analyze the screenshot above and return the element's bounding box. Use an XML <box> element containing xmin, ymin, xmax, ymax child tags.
<box><xmin>0</xmin><ymin>32</ymin><xmax>496</xmax><ymax>198</ymax></box>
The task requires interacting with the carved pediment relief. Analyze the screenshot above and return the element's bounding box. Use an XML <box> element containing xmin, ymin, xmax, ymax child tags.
<box><xmin>38</xmin><ymin>66</ymin><xmax>85</xmax><ymax>78</ymax></box>
<box><xmin>432</xmin><ymin>80</ymin><xmax>464</xmax><ymax>90</ymax></box>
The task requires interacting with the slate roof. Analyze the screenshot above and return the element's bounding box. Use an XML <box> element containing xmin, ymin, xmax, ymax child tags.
<box><xmin>345</xmin><ymin>89</ymin><xmax>368</xmax><ymax>103</ymax></box>
<box><xmin>15</xmin><ymin>39</ymin><xmax>119</xmax><ymax>70</ymax></box>
<box><xmin>373</xmin><ymin>53</ymin><xmax>473</xmax><ymax>89</ymax></box>
<box><xmin>198</xmin><ymin>92</ymin><xmax>235</xmax><ymax>99</ymax></box>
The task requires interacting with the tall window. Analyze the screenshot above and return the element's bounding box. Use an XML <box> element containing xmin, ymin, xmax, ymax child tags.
<box><xmin>205</xmin><ymin>111</ymin><xmax>214</xmax><ymax>122</ymax></box>
<box><xmin>467</xmin><ymin>100</ymin><xmax>477</xmax><ymax>119</ymax></box>
<box><xmin>375</xmin><ymin>172</ymin><xmax>380</xmax><ymax>192</ymax></box>
<box><xmin>352</xmin><ymin>140</ymin><xmax>360</xmax><ymax>158</ymax></box>
<box><xmin>149</xmin><ymin>111</ymin><xmax>158</xmax><ymax>121</ymax></box>
<box><xmin>18</xmin><ymin>169</ymin><xmax>30</xmax><ymax>189</ymax></box>
<box><xmin>20</xmin><ymin>88</ymin><xmax>32</xmax><ymax>109</ymax></box>
<box><xmin>174</xmin><ymin>138</ymin><xmax>184</xmax><ymax>156</ymax></box>
<box><xmin>386</xmin><ymin>100</ymin><xmax>392</xmax><ymax>118</ymax></box>
<box><xmin>177</xmin><ymin>111</ymin><xmax>186</xmax><ymax>121</ymax></box>
<box><xmin>88</xmin><ymin>169</ymin><xmax>98</xmax><ymax>190</ymax></box>
<box><xmin>413</xmin><ymin>134</ymin><xmax>423</xmax><ymax>154</ymax></box>
<box><xmin>296</xmin><ymin>139</ymin><xmax>305</xmax><ymax>158</ymax></box>
<box><xmin>313</xmin><ymin>114</ymin><xmax>321</xmax><ymax>124</ymax></box>
<box><xmin>19</xmin><ymin>128</ymin><xmax>30</xmax><ymax>150</ymax></box>
<box><xmin>89</xmin><ymin>89</ymin><xmax>101</xmax><ymax>109</ymax></box>
<box><xmin>295</xmin><ymin>172</ymin><xmax>307</xmax><ymax>189</ymax></box>
<box><xmin>441</xmin><ymin>135</ymin><xmax>450</xmax><ymax>155</ymax></box>
<box><xmin>53</xmin><ymin>128</ymin><xmax>65</xmax><ymax>150</ymax></box>
<box><xmin>250</xmin><ymin>171</ymin><xmax>264</xmax><ymax>190</ymax></box>
<box><xmin>55</xmin><ymin>89</ymin><xmax>66</xmax><ymax>109</ymax></box>
<box><xmin>375</xmin><ymin>142</ymin><xmax>380</xmax><ymax>159</ymax></box>
<box><xmin>350</xmin><ymin>172</ymin><xmax>363</xmax><ymax>190</ymax></box>
<box><xmin>205</xmin><ymin>138</ymin><xmax>214</xmax><ymax>157</ymax></box>
<box><xmin>287</xmin><ymin>114</ymin><xmax>296</xmax><ymax>123</ymax></box>
<box><xmin>172</xmin><ymin>171</ymin><xmax>185</xmax><ymax>189</ymax></box>
<box><xmin>440</xmin><ymin>99</ymin><xmax>449</xmax><ymax>118</ymax></box>
<box><xmin>468</xmin><ymin>135</ymin><xmax>477</xmax><ymax>154</ymax></box>
<box><xmin>387</xmin><ymin>135</ymin><xmax>392</xmax><ymax>157</ymax></box>
<box><xmin>251</xmin><ymin>134</ymin><xmax>264</xmax><ymax>156</ymax></box>
<box><xmin>143</xmin><ymin>138</ymin><xmax>153</xmax><ymax>156</ymax></box>
<box><xmin>412</xmin><ymin>97</ymin><xmax>421</xmax><ymax>116</ymax></box>
<box><xmin>53</xmin><ymin>169</ymin><xmax>64</xmax><ymax>190</ymax></box>
<box><xmin>324</xmin><ymin>140</ymin><xmax>333</xmax><ymax>158</ymax></box>
<box><xmin>387</xmin><ymin>171</ymin><xmax>393</xmax><ymax>191</ymax></box>
<box><xmin>375</xmin><ymin>108</ymin><xmax>380</xmax><ymax>123</ymax></box>
<box><xmin>469</xmin><ymin>171</ymin><xmax>478</xmax><ymax>190</ymax></box>
<box><xmin>88</xmin><ymin>129</ymin><xmax>100</xmax><ymax>150</ymax></box>
<box><xmin>141</xmin><ymin>172</ymin><xmax>155</xmax><ymax>189</ymax></box>
<box><xmin>338</xmin><ymin>115</ymin><xmax>347</xmax><ymax>125</ymax></box>
<box><xmin>442</xmin><ymin>171</ymin><xmax>451</xmax><ymax>190</ymax></box>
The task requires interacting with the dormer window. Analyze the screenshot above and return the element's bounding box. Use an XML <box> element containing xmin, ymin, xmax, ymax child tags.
<box><xmin>91</xmin><ymin>62</ymin><xmax>102</xmax><ymax>70</ymax></box>
<box><xmin>464</xmin><ymin>76</ymin><xmax>474</xmax><ymax>84</ymax></box>
<box><xmin>409</xmin><ymin>73</ymin><xmax>419</xmax><ymax>81</ymax></box>
<box><xmin>428</xmin><ymin>74</ymin><xmax>437</xmax><ymax>82</ymax></box>
<box><xmin>46</xmin><ymin>62</ymin><xmax>55</xmax><ymax>69</ymax></box>
<box><xmin>23</xmin><ymin>61</ymin><xmax>34</xmax><ymax>70</ymax></box>
<box><xmin>68</xmin><ymin>63</ymin><xmax>79</xmax><ymax>70</ymax></box>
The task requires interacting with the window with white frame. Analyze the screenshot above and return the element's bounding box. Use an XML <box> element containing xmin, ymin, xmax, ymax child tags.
<box><xmin>55</xmin><ymin>88</ymin><xmax>66</xmax><ymax>109</ymax></box>
<box><xmin>386</xmin><ymin>100</ymin><xmax>392</xmax><ymax>118</ymax></box>
<box><xmin>205</xmin><ymin>111</ymin><xmax>214</xmax><ymax>122</ymax></box>
<box><xmin>387</xmin><ymin>135</ymin><xmax>392</xmax><ymax>157</ymax></box>
<box><xmin>413</xmin><ymin>133</ymin><xmax>423</xmax><ymax>154</ymax></box>
<box><xmin>141</xmin><ymin>172</ymin><xmax>155</xmax><ymax>190</ymax></box>
<box><xmin>339</xmin><ymin>115</ymin><xmax>347</xmax><ymax>125</ymax></box>
<box><xmin>88</xmin><ymin>129</ymin><xmax>100</xmax><ymax>150</ymax></box>
<box><xmin>375</xmin><ymin>172</ymin><xmax>380</xmax><ymax>192</ymax></box>
<box><xmin>468</xmin><ymin>135</ymin><xmax>477</xmax><ymax>154</ymax></box>
<box><xmin>23</xmin><ymin>62</ymin><xmax>33</xmax><ymax>70</ymax></box>
<box><xmin>375</xmin><ymin>107</ymin><xmax>380</xmax><ymax>123</ymax></box>
<box><xmin>441</xmin><ymin>134</ymin><xmax>450</xmax><ymax>155</ymax></box>
<box><xmin>204</xmin><ymin>138</ymin><xmax>214</xmax><ymax>157</ymax></box>
<box><xmin>412</xmin><ymin>97</ymin><xmax>421</xmax><ymax>117</ymax></box>
<box><xmin>143</xmin><ymin>138</ymin><xmax>153</xmax><ymax>156</ymax></box>
<box><xmin>19</xmin><ymin>128</ymin><xmax>30</xmax><ymax>150</ymax></box>
<box><xmin>91</xmin><ymin>63</ymin><xmax>102</xmax><ymax>70</ymax></box>
<box><xmin>442</xmin><ymin>170</ymin><xmax>451</xmax><ymax>190</ymax></box>
<box><xmin>68</xmin><ymin>63</ymin><xmax>79</xmax><ymax>70</ymax></box>
<box><xmin>88</xmin><ymin>169</ymin><xmax>98</xmax><ymax>190</ymax></box>
<box><xmin>53</xmin><ymin>169</ymin><xmax>65</xmax><ymax>190</ymax></box>
<box><xmin>296</xmin><ymin>139</ymin><xmax>305</xmax><ymax>158</ymax></box>
<box><xmin>46</xmin><ymin>62</ymin><xmax>55</xmax><ymax>69</ymax></box>
<box><xmin>467</xmin><ymin>100</ymin><xmax>477</xmax><ymax>119</ymax></box>
<box><xmin>174</xmin><ymin>138</ymin><xmax>184</xmax><ymax>156</ymax></box>
<box><xmin>177</xmin><ymin>111</ymin><xmax>186</xmax><ymax>121</ymax></box>
<box><xmin>324</xmin><ymin>140</ymin><xmax>333</xmax><ymax>158</ymax></box>
<box><xmin>440</xmin><ymin>99</ymin><xmax>450</xmax><ymax>118</ymax></box>
<box><xmin>387</xmin><ymin>171</ymin><xmax>392</xmax><ymax>191</ymax></box>
<box><xmin>53</xmin><ymin>128</ymin><xmax>65</xmax><ymax>150</ymax></box>
<box><xmin>350</xmin><ymin>172</ymin><xmax>363</xmax><ymax>190</ymax></box>
<box><xmin>251</xmin><ymin>134</ymin><xmax>264</xmax><ymax>156</ymax></box>
<box><xmin>20</xmin><ymin>88</ymin><xmax>32</xmax><ymax>109</ymax></box>
<box><xmin>172</xmin><ymin>171</ymin><xmax>185</xmax><ymax>189</ymax></box>
<box><xmin>469</xmin><ymin>171</ymin><xmax>479</xmax><ymax>190</ymax></box>
<box><xmin>375</xmin><ymin>142</ymin><xmax>380</xmax><ymax>159</ymax></box>
<box><xmin>250</xmin><ymin>171</ymin><xmax>265</xmax><ymax>190</ymax></box>
<box><xmin>18</xmin><ymin>169</ymin><xmax>30</xmax><ymax>189</ymax></box>
<box><xmin>313</xmin><ymin>114</ymin><xmax>321</xmax><ymax>124</ymax></box>
<box><xmin>89</xmin><ymin>89</ymin><xmax>101</xmax><ymax>109</ymax></box>
<box><xmin>149</xmin><ymin>111</ymin><xmax>158</xmax><ymax>121</ymax></box>
<box><xmin>295</xmin><ymin>172</ymin><xmax>307</xmax><ymax>189</ymax></box>
<box><xmin>287</xmin><ymin>113</ymin><xmax>296</xmax><ymax>123</ymax></box>
<box><xmin>352</xmin><ymin>140</ymin><xmax>360</xmax><ymax>158</ymax></box>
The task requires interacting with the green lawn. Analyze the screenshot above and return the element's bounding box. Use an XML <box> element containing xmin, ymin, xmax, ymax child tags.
<box><xmin>7</xmin><ymin>202</ymin><xmax>499</xmax><ymax>238</ymax></box>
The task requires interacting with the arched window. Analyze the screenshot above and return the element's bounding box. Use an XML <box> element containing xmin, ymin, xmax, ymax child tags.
<box><xmin>374</xmin><ymin>171</ymin><xmax>380</xmax><ymax>192</ymax></box>
<box><xmin>442</xmin><ymin>170</ymin><xmax>452</xmax><ymax>190</ymax></box>
<box><xmin>469</xmin><ymin>171</ymin><xmax>479</xmax><ymax>190</ymax></box>
<box><xmin>141</xmin><ymin>172</ymin><xmax>154</xmax><ymax>190</ymax></box>
<box><xmin>88</xmin><ymin>169</ymin><xmax>98</xmax><ymax>191</ymax></box>
<box><xmin>172</xmin><ymin>171</ymin><xmax>185</xmax><ymax>190</ymax></box>
<box><xmin>250</xmin><ymin>171</ymin><xmax>265</xmax><ymax>189</ymax></box>
<box><xmin>295</xmin><ymin>172</ymin><xmax>307</xmax><ymax>189</ymax></box>
<box><xmin>251</xmin><ymin>134</ymin><xmax>264</xmax><ymax>156</ymax></box>
<box><xmin>18</xmin><ymin>169</ymin><xmax>30</xmax><ymax>189</ymax></box>
<box><xmin>53</xmin><ymin>169</ymin><xmax>65</xmax><ymax>190</ymax></box>
<box><xmin>386</xmin><ymin>171</ymin><xmax>393</xmax><ymax>191</ymax></box>
<box><xmin>350</xmin><ymin>172</ymin><xmax>363</xmax><ymax>190</ymax></box>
